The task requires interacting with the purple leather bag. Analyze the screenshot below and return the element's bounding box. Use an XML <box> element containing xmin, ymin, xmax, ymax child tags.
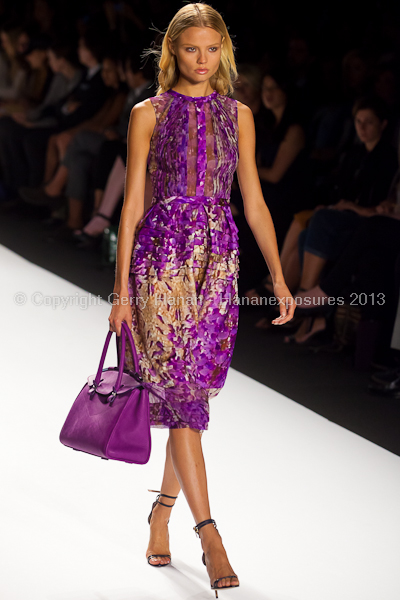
<box><xmin>59</xmin><ymin>321</ymin><xmax>151</xmax><ymax>464</ymax></box>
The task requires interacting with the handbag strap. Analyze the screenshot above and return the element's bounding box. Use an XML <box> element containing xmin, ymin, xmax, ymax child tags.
<box><xmin>120</xmin><ymin>321</ymin><xmax>140</xmax><ymax>374</ymax></box>
<box><xmin>92</xmin><ymin>321</ymin><xmax>168</xmax><ymax>405</ymax></box>
<box><xmin>92</xmin><ymin>322</ymin><xmax>141</xmax><ymax>395</ymax></box>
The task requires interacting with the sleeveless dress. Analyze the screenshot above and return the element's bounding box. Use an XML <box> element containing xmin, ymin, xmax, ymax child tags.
<box><xmin>121</xmin><ymin>88</ymin><xmax>240</xmax><ymax>432</ymax></box>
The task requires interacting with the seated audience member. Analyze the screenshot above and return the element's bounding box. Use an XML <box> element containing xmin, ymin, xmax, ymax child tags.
<box><xmin>23</xmin><ymin>52</ymin><xmax>155</xmax><ymax>241</ymax></box>
<box><xmin>297</xmin><ymin>95</ymin><xmax>397</xmax><ymax>292</ymax></box>
<box><xmin>70</xmin><ymin>55</ymin><xmax>156</xmax><ymax>245</ymax></box>
<box><xmin>235</xmin><ymin>68</ymin><xmax>308</xmax><ymax>294</ymax></box>
<box><xmin>0</xmin><ymin>34</ymin><xmax>54</xmax><ymax>115</ymax></box>
<box><xmin>293</xmin><ymin>195</ymin><xmax>400</xmax><ymax>351</ymax></box>
<box><xmin>256</xmin><ymin>68</ymin><xmax>307</xmax><ymax>243</ymax></box>
<box><xmin>232</xmin><ymin>63</ymin><xmax>262</xmax><ymax>117</ymax></box>
<box><xmin>0</xmin><ymin>21</ymin><xmax>30</xmax><ymax>102</ymax></box>
<box><xmin>1</xmin><ymin>31</ymin><xmax>109</xmax><ymax>203</ymax></box>
<box><xmin>0</xmin><ymin>41</ymin><xmax>82</xmax><ymax>206</ymax></box>
<box><xmin>247</xmin><ymin>95</ymin><xmax>398</xmax><ymax>333</ymax></box>
<box><xmin>19</xmin><ymin>50</ymin><xmax>128</xmax><ymax>211</ymax></box>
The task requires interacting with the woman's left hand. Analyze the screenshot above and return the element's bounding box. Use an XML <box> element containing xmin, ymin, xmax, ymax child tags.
<box><xmin>271</xmin><ymin>281</ymin><xmax>296</xmax><ymax>325</ymax></box>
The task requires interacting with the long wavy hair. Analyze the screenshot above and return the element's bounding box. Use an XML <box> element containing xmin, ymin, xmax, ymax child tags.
<box><xmin>142</xmin><ymin>2</ymin><xmax>238</xmax><ymax>96</ymax></box>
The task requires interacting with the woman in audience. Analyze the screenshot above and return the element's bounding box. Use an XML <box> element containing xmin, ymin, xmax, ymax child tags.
<box><xmin>69</xmin><ymin>56</ymin><xmax>155</xmax><ymax>245</ymax></box>
<box><xmin>293</xmin><ymin>194</ymin><xmax>400</xmax><ymax>357</ymax></box>
<box><xmin>287</xmin><ymin>96</ymin><xmax>397</xmax><ymax>343</ymax></box>
<box><xmin>248</xmin><ymin>95</ymin><xmax>398</xmax><ymax>335</ymax></box>
<box><xmin>232</xmin><ymin>62</ymin><xmax>262</xmax><ymax>116</ymax></box>
<box><xmin>236</xmin><ymin>67</ymin><xmax>307</xmax><ymax>295</ymax></box>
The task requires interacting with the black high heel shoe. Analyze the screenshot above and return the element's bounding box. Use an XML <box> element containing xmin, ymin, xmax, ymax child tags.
<box><xmin>194</xmin><ymin>518</ymin><xmax>239</xmax><ymax>598</ymax></box>
<box><xmin>73</xmin><ymin>212</ymin><xmax>111</xmax><ymax>249</ymax></box>
<box><xmin>146</xmin><ymin>489</ymin><xmax>178</xmax><ymax>567</ymax></box>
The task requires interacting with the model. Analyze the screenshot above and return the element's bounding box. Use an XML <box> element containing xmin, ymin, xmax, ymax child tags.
<box><xmin>108</xmin><ymin>3</ymin><xmax>295</xmax><ymax>596</ymax></box>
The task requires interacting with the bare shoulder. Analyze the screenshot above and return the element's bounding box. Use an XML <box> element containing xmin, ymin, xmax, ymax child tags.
<box><xmin>236</xmin><ymin>100</ymin><xmax>255</xmax><ymax>132</ymax></box>
<box><xmin>129</xmin><ymin>98</ymin><xmax>156</xmax><ymax>138</ymax></box>
<box><xmin>236</xmin><ymin>100</ymin><xmax>253</xmax><ymax>120</ymax></box>
<box><xmin>130</xmin><ymin>97</ymin><xmax>155</xmax><ymax>121</ymax></box>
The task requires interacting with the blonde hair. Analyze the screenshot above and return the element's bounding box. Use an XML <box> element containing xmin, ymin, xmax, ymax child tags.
<box><xmin>142</xmin><ymin>2</ymin><xmax>238</xmax><ymax>96</ymax></box>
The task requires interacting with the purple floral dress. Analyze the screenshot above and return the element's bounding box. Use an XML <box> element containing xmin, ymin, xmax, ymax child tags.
<box><xmin>121</xmin><ymin>88</ymin><xmax>240</xmax><ymax>431</ymax></box>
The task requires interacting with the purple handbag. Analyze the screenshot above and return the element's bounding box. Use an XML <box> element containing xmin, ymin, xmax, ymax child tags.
<box><xmin>59</xmin><ymin>321</ymin><xmax>151</xmax><ymax>464</ymax></box>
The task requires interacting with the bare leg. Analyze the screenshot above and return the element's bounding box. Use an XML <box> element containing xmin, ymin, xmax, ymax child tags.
<box><xmin>169</xmin><ymin>428</ymin><xmax>239</xmax><ymax>589</ymax></box>
<box><xmin>78</xmin><ymin>157</ymin><xmax>125</xmax><ymax>236</ymax></box>
<box><xmin>146</xmin><ymin>436</ymin><xmax>181</xmax><ymax>566</ymax></box>
<box><xmin>92</xmin><ymin>189</ymin><xmax>104</xmax><ymax>214</ymax></box>
<box><xmin>283</xmin><ymin>247</ymin><xmax>301</xmax><ymax>292</ymax></box>
<box><xmin>43</xmin><ymin>135</ymin><xmax>60</xmax><ymax>184</ymax></box>
<box><xmin>44</xmin><ymin>165</ymin><xmax>69</xmax><ymax>196</ymax></box>
<box><xmin>280</xmin><ymin>219</ymin><xmax>303</xmax><ymax>273</ymax></box>
<box><xmin>66</xmin><ymin>197</ymin><xmax>84</xmax><ymax>229</ymax></box>
<box><xmin>299</xmin><ymin>251</ymin><xmax>327</xmax><ymax>290</ymax></box>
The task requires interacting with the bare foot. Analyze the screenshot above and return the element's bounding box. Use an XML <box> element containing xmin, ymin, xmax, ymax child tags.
<box><xmin>199</xmin><ymin>524</ymin><xmax>239</xmax><ymax>590</ymax></box>
<box><xmin>146</xmin><ymin>502</ymin><xmax>172</xmax><ymax>566</ymax></box>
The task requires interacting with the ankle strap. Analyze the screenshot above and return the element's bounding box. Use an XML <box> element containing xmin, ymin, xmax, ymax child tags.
<box><xmin>193</xmin><ymin>518</ymin><xmax>217</xmax><ymax>537</ymax></box>
<box><xmin>148</xmin><ymin>489</ymin><xmax>178</xmax><ymax>507</ymax></box>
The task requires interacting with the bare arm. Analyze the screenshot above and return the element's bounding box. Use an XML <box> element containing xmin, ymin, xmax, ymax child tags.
<box><xmin>331</xmin><ymin>199</ymin><xmax>395</xmax><ymax>217</ymax></box>
<box><xmin>109</xmin><ymin>98</ymin><xmax>155</xmax><ymax>334</ymax></box>
<box><xmin>236</xmin><ymin>102</ymin><xmax>295</xmax><ymax>323</ymax></box>
<box><xmin>258</xmin><ymin>124</ymin><xmax>305</xmax><ymax>184</ymax></box>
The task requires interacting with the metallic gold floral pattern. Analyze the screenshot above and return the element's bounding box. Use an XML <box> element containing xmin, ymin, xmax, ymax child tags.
<box><xmin>120</xmin><ymin>88</ymin><xmax>240</xmax><ymax>431</ymax></box>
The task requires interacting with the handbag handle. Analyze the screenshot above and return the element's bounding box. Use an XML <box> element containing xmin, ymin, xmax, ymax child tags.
<box><xmin>91</xmin><ymin>322</ymin><xmax>142</xmax><ymax>403</ymax></box>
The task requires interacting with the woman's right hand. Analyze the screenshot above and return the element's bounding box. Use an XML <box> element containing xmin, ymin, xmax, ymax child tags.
<box><xmin>108</xmin><ymin>288</ymin><xmax>132</xmax><ymax>336</ymax></box>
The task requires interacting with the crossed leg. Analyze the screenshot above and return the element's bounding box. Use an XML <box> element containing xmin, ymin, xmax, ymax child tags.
<box><xmin>146</xmin><ymin>428</ymin><xmax>239</xmax><ymax>589</ymax></box>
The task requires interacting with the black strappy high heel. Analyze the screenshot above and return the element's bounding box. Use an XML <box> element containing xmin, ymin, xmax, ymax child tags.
<box><xmin>194</xmin><ymin>518</ymin><xmax>239</xmax><ymax>598</ymax></box>
<box><xmin>146</xmin><ymin>489</ymin><xmax>178</xmax><ymax>567</ymax></box>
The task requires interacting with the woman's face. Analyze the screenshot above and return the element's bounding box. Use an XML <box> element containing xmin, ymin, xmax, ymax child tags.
<box><xmin>261</xmin><ymin>75</ymin><xmax>287</xmax><ymax>111</ymax></box>
<box><xmin>354</xmin><ymin>108</ymin><xmax>386</xmax><ymax>145</ymax></box>
<box><xmin>169</xmin><ymin>26</ymin><xmax>222</xmax><ymax>88</ymax></box>
<box><xmin>101</xmin><ymin>58</ymin><xmax>119</xmax><ymax>87</ymax></box>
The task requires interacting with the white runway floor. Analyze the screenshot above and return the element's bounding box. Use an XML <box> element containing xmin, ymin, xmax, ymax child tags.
<box><xmin>1</xmin><ymin>243</ymin><xmax>400</xmax><ymax>600</ymax></box>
